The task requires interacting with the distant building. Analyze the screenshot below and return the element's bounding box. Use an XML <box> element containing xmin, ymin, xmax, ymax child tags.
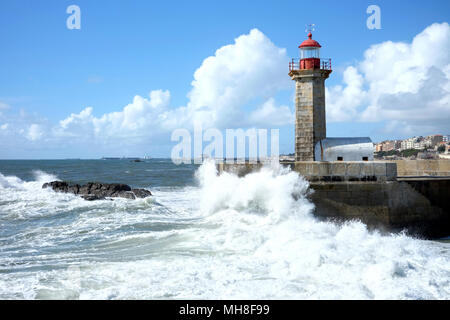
<box><xmin>382</xmin><ymin>140</ymin><xmax>395</xmax><ymax>151</ymax></box>
<box><xmin>375</xmin><ymin>143</ymin><xmax>383</xmax><ymax>152</ymax></box>
<box><xmin>431</xmin><ymin>134</ymin><xmax>443</xmax><ymax>146</ymax></box>
<box><xmin>400</xmin><ymin>136</ymin><xmax>431</xmax><ymax>150</ymax></box>
<box><xmin>401</xmin><ymin>138</ymin><xmax>415</xmax><ymax>150</ymax></box>
<box><xmin>374</xmin><ymin>140</ymin><xmax>399</xmax><ymax>153</ymax></box>
<box><xmin>375</xmin><ymin>134</ymin><xmax>447</xmax><ymax>159</ymax></box>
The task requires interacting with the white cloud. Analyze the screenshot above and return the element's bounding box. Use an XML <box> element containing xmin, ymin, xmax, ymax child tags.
<box><xmin>55</xmin><ymin>89</ymin><xmax>172</xmax><ymax>140</ymax></box>
<box><xmin>26</xmin><ymin>124</ymin><xmax>44</xmax><ymax>141</ymax></box>
<box><xmin>51</xmin><ymin>29</ymin><xmax>292</xmax><ymax>146</ymax></box>
<box><xmin>186</xmin><ymin>28</ymin><xmax>290</xmax><ymax>128</ymax></box>
<box><xmin>0</xmin><ymin>102</ymin><xmax>10</xmax><ymax>110</ymax></box>
<box><xmin>4</xmin><ymin>24</ymin><xmax>448</xmax><ymax>157</ymax></box>
<box><xmin>249</xmin><ymin>98</ymin><xmax>294</xmax><ymax>126</ymax></box>
<box><xmin>0</xmin><ymin>101</ymin><xmax>10</xmax><ymax>117</ymax></box>
<box><xmin>326</xmin><ymin>66</ymin><xmax>366</xmax><ymax>122</ymax></box>
<box><xmin>0</xmin><ymin>123</ymin><xmax>8</xmax><ymax>130</ymax></box>
<box><xmin>326</xmin><ymin>22</ymin><xmax>450</xmax><ymax>135</ymax></box>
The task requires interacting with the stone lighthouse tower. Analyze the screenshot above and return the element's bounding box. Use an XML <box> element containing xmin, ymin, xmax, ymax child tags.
<box><xmin>289</xmin><ymin>30</ymin><xmax>332</xmax><ymax>161</ymax></box>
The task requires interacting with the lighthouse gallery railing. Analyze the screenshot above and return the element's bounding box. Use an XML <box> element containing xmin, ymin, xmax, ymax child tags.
<box><xmin>289</xmin><ymin>58</ymin><xmax>332</xmax><ymax>72</ymax></box>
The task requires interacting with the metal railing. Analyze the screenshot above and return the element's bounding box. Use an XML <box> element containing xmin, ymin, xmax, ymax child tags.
<box><xmin>289</xmin><ymin>58</ymin><xmax>332</xmax><ymax>72</ymax></box>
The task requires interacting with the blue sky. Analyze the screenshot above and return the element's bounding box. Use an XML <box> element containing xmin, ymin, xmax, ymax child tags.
<box><xmin>0</xmin><ymin>0</ymin><xmax>449</xmax><ymax>159</ymax></box>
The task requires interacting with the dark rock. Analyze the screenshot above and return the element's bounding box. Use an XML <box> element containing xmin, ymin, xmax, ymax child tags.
<box><xmin>68</xmin><ymin>184</ymin><xmax>80</xmax><ymax>194</ymax></box>
<box><xmin>111</xmin><ymin>184</ymin><xmax>132</xmax><ymax>192</ymax></box>
<box><xmin>42</xmin><ymin>181</ymin><xmax>69</xmax><ymax>191</ymax></box>
<box><xmin>132</xmin><ymin>189</ymin><xmax>152</xmax><ymax>198</ymax></box>
<box><xmin>42</xmin><ymin>181</ymin><xmax>151</xmax><ymax>201</ymax></box>
<box><xmin>79</xmin><ymin>183</ymin><xmax>91</xmax><ymax>195</ymax></box>
<box><xmin>118</xmin><ymin>191</ymin><xmax>136</xmax><ymax>200</ymax></box>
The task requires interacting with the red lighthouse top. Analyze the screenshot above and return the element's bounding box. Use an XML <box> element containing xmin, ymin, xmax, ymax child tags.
<box><xmin>299</xmin><ymin>32</ymin><xmax>322</xmax><ymax>48</ymax></box>
<box><xmin>288</xmin><ymin>25</ymin><xmax>332</xmax><ymax>73</ymax></box>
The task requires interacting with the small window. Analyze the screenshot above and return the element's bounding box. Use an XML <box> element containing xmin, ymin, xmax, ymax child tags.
<box><xmin>337</xmin><ymin>157</ymin><xmax>343</xmax><ymax>161</ymax></box>
<box><xmin>362</xmin><ymin>157</ymin><xmax>369</xmax><ymax>161</ymax></box>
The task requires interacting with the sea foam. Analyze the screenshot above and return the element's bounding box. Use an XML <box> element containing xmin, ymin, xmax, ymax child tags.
<box><xmin>0</xmin><ymin>161</ymin><xmax>449</xmax><ymax>299</ymax></box>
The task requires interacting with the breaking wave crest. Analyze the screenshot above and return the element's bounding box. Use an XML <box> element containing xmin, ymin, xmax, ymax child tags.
<box><xmin>0</xmin><ymin>161</ymin><xmax>449</xmax><ymax>299</ymax></box>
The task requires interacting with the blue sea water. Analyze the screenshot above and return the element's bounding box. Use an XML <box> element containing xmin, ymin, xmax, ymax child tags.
<box><xmin>0</xmin><ymin>159</ymin><xmax>449</xmax><ymax>299</ymax></box>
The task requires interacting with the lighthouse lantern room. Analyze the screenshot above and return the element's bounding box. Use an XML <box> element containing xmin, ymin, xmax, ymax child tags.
<box><xmin>299</xmin><ymin>32</ymin><xmax>321</xmax><ymax>69</ymax></box>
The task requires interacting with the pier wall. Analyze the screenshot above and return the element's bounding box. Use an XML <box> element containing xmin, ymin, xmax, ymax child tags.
<box><xmin>310</xmin><ymin>180</ymin><xmax>449</xmax><ymax>238</ymax></box>
<box><xmin>217</xmin><ymin>161</ymin><xmax>450</xmax><ymax>238</ymax></box>
<box><xmin>217</xmin><ymin>161</ymin><xmax>397</xmax><ymax>181</ymax></box>
<box><xmin>387</xmin><ymin>160</ymin><xmax>450</xmax><ymax>177</ymax></box>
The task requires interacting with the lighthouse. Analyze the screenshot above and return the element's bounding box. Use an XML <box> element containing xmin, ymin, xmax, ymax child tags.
<box><xmin>289</xmin><ymin>29</ymin><xmax>332</xmax><ymax>161</ymax></box>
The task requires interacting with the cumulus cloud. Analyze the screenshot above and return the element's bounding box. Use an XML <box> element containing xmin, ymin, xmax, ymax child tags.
<box><xmin>54</xmin><ymin>89</ymin><xmax>172</xmax><ymax>141</ymax></box>
<box><xmin>3</xmin><ymin>24</ymin><xmax>448</xmax><ymax>157</ymax></box>
<box><xmin>248</xmin><ymin>98</ymin><xmax>294</xmax><ymax>126</ymax></box>
<box><xmin>187</xmin><ymin>28</ymin><xmax>291</xmax><ymax>127</ymax></box>
<box><xmin>0</xmin><ymin>107</ymin><xmax>48</xmax><ymax>144</ymax></box>
<box><xmin>0</xmin><ymin>102</ymin><xmax>10</xmax><ymax>110</ymax></box>
<box><xmin>326</xmin><ymin>66</ymin><xmax>366</xmax><ymax>122</ymax></box>
<box><xmin>49</xmin><ymin>29</ymin><xmax>292</xmax><ymax>147</ymax></box>
<box><xmin>326</xmin><ymin>22</ymin><xmax>450</xmax><ymax>135</ymax></box>
<box><xmin>0</xmin><ymin>101</ymin><xmax>10</xmax><ymax>117</ymax></box>
<box><xmin>26</xmin><ymin>124</ymin><xmax>44</xmax><ymax>141</ymax></box>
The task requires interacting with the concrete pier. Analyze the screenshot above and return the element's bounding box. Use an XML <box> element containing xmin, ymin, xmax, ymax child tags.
<box><xmin>310</xmin><ymin>179</ymin><xmax>449</xmax><ymax>238</ymax></box>
<box><xmin>217</xmin><ymin>160</ymin><xmax>450</xmax><ymax>238</ymax></box>
<box><xmin>389</xmin><ymin>159</ymin><xmax>450</xmax><ymax>177</ymax></box>
<box><xmin>217</xmin><ymin>161</ymin><xmax>397</xmax><ymax>181</ymax></box>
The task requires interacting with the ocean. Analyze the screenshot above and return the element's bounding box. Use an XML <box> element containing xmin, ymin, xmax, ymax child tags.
<box><xmin>0</xmin><ymin>159</ymin><xmax>449</xmax><ymax>299</ymax></box>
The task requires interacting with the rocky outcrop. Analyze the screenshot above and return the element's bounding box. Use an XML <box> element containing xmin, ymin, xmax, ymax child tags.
<box><xmin>42</xmin><ymin>181</ymin><xmax>152</xmax><ymax>200</ymax></box>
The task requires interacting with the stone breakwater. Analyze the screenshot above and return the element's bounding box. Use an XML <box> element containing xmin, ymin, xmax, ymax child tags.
<box><xmin>216</xmin><ymin>161</ymin><xmax>450</xmax><ymax>239</ymax></box>
<box><xmin>42</xmin><ymin>181</ymin><xmax>152</xmax><ymax>200</ymax></box>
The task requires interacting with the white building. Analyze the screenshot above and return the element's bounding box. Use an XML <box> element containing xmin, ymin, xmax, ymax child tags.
<box><xmin>314</xmin><ymin>137</ymin><xmax>374</xmax><ymax>161</ymax></box>
<box><xmin>401</xmin><ymin>138</ymin><xmax>415</xmax><ymax>150</ymax></box>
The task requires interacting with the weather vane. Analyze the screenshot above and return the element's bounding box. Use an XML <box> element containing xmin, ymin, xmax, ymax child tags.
<box><xmin>305</xmin><ymin>24</ymin><xmax>315</xmax><ymax>34</ymax></box>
